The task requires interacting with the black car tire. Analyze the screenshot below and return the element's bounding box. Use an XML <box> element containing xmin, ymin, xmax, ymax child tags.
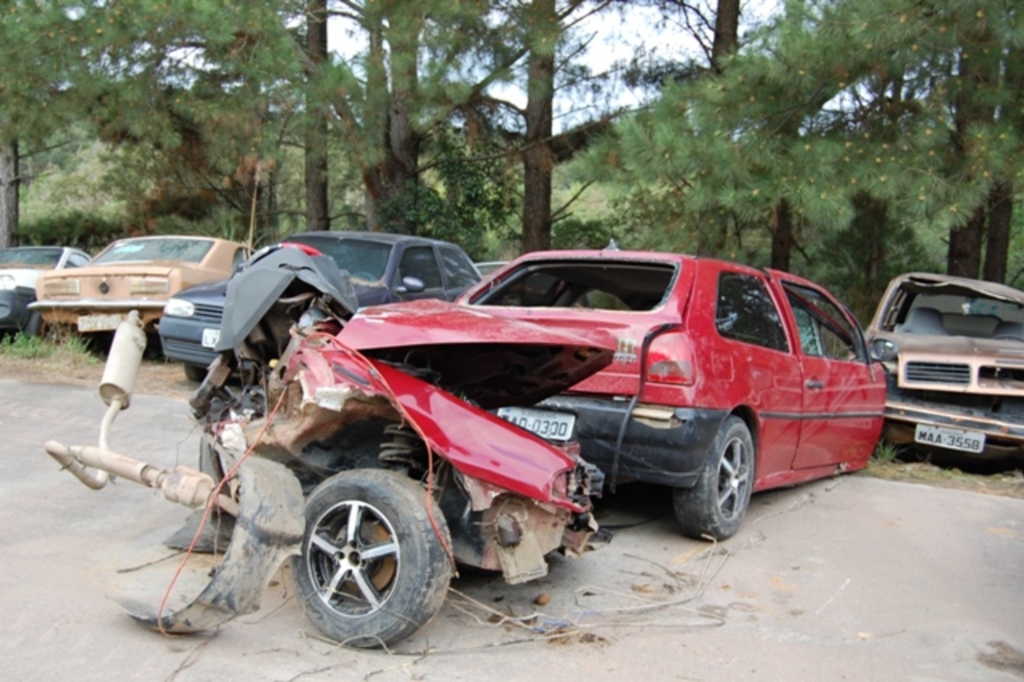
<box><xmin>23</xmin><ymin>311</ymin><xmax>42</xmax><ymax>337</ymax></box>
<box><xmin>672</xmin><ymin>415</ymin><xmax>755</xmax><ymax>541</ymax></box>
<box><xmin>292</xmin><ymin>468</ymin><xmax>453</xmax><ymax>648</ymax></box>
<box><xmin>183</xmin><ymin>363</ymin><xmax>207</xmax><ymax>382</ymax></box>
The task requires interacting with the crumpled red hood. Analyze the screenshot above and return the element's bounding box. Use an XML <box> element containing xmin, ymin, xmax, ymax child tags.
<box><xmin>337</xmin><ymin>299</ymin><xmax>617</xmax><ymax>409</ymax></box>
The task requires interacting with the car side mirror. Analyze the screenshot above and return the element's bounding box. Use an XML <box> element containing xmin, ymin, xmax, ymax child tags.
<box><xmin>395</xmin><ymin>276</ymin><xmax>425</xmax><ymax>295</ymax></box>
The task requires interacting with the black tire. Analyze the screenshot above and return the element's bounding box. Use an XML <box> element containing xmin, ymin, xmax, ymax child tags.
<box><xmin>23</xmin><ymin>311</ymin><xmax>42</xmax><ymax>338</ymax></box>
<box><xmin>672</xmin><ymin>415</ymin><xmax>755</xmax><ymax>541</ymax></box>
<box><xmin>183</xmin><ymin>363</ymin><xmax>207</xmax><ymax>382</ymax></box>
<box><xmin>292</xmin><ymin>469</ymin><xmax>453</xmax><ymax>648</ymax></box>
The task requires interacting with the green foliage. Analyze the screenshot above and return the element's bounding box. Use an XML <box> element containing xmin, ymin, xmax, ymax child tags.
<box><xmin>378</xmin><ymin>130</ymin><xmax>519</xmax><ymax>261</ymax></box>
<box><xmin>588</xmin><ymin>0</ymin><xmax>1024</xmax><ymax>302</ymax></box>
<box><xmin>21</xmin><ymin>143</ymin><xmax>125</xmax><ymax>225</ymax></box>
<box><xmin>0</xmin><ymin>330</ymin><xmax>94</xmax><ymax>362</ymax></box>
<box><xmin>17</xmin><ymin>212</ymin><xmax>123</xmax><ymax>253</ymax></box>
<box><xmin>872</xmin><ymin>440</ymin><xmax>903</xmax><ymax>464</ymax></box>
<box><xmin>551</xmin><ymin>216</ymin><xmax>618</xmax><ymax>251</ymax></box>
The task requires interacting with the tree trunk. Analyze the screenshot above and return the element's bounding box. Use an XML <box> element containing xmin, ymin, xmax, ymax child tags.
<box><xmin>770</xmin><ymin>198</ymin><xmax>793</xmax><ymax>272</ymax></box>
<box><xmin>0</xmin><ymin>138</ymin><xmax>17</xmax><ymax>248</ymax></box>
<box><xmin>983</xmin><ymin>180</ymin><xmax>1012</xmax><ymax>283</ymax></box>
<box><xmin>357</xmin><ymin>6</ymin><xmax>422</xmax><ymax>233</ymax></box>
<box><xmin>304</xmin><ymin>0</ymin><xmax>329</xmax><ymax>232</ymax></box>
<box><xmin>521</xmin><ymin>0</ymin><xmax>557</xmax><ymax>254</ymax></box>
<box><xmin>947</xmin><ymin>28</ymin><xmax>997</xmax><ymax>278</ymax></box>
<box><xmin>948</xmin><ymin>208</ymin><xmax>984</xmax><ymax>278</ymax></box>
<box><xmin>376</xmin><ymin>6</ymin><xmax>423</xmax><ymax>234</ymax></box>
<box><xmin>711</xmin><ymin>0</ymin><xmax>740</xmax><ymax>73</ymax></box>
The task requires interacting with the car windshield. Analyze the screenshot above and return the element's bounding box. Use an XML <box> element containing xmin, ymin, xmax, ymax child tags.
<box><xmin>902</xmin><ymin>291</ymin><xmax>1024</xmax><ymax>337</ymax></box>
<box><xmin>287</xmin><ymin>236</ymin><xmax>393</xmax><ymax>281</ymax></box>
<box><xmin>470</xmin><ymin>260</ymin><xmax>675</xmax><ymax>311</ymax></box>
<box><xmin>92</xmin><ymin>238</ymin><xmax>213</xmax><ymax>265</ymax></box>
<box><xmin>0</xmin><ymin>247</ymin><xmax>63</xmax><ymax>267</ymax></box>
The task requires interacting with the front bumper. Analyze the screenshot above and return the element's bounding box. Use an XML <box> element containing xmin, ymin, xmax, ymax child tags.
<box><xmin>158</xmin><ymin>315</ymin><xmax>219</xmax><ymax>367</ymax></box>
<box><xmin>29</xmin><ymin>299</ymin><xmax>167</xmax><ymax>329</ymax></box>
<box><xmin>537</xmin><ymin>394</ymin><xmax>727</xmax><ymax>489</ymax></box>
<box><xmin>0</xmin><ymin>287</ymin><xmax>34</xmax><ymax>330</ymax></box>
<box><xmin>884</xmin><ymin>395</ymin><xmax>1024</xmax><ymax>460</ymax></box>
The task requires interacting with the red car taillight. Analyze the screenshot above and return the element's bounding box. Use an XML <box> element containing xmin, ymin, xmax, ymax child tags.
<box><xmin>644</xmin><ymin>332</ymin><xmax>696</xmax><ymax>386</ymax></box>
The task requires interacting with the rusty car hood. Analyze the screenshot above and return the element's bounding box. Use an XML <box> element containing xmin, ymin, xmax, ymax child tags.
<box><xmin>337</xmin><ymin>299</ymin><xmax>617</xmax><ymax>409</ymax></box>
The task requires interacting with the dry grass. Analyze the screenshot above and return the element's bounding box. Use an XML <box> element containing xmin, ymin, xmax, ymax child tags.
<box><xmin>865</xmin><ymin>459</ymin><xmax>1024</xmax><ymax>500</ymax></box>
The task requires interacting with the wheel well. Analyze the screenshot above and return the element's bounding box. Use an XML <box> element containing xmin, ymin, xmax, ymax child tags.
<box><xmin>729</xmin><ymin>405</ymin><xmax>759</xmax><ymax>458</ymax></box>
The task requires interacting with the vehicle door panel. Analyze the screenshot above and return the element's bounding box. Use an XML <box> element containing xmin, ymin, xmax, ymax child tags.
<box><xmin>780</xmin><ymin>280</ymin><xmax>885</xmax><ymax>469</ymax></box>
<box><xmin>691</xmin><ymin>262</ymin><xmax>805</xmax><ymax>484</ymax></box>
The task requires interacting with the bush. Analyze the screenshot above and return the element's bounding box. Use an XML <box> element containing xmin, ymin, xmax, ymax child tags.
<box><xmin>15</xmin><ymin>212</ymin><xmax>125</xmax><ymax>253</ymax></box>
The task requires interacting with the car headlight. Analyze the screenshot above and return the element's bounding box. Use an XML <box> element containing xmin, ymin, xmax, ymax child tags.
<box><xmin>871</xmin><ymin>338</ymin><xmax>899</xmax><ymax>362</ymax></box>
<box><xmin>163</xmin><ymin>297</ymin><xmax>195</xmax><ymax>317</ymax></box>
<box><xmin>0</xmin><ymin>274</ymin><xmax>14</xmax><ymax>291</ymax></box>
<box><xmin>130</xmin><ymin>278</ymin><xmax>170</xmax><ymax>296</ymax></box>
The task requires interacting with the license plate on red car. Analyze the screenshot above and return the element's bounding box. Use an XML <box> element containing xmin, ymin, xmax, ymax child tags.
<box><xmin>497</xmin><ymin>406</ymin><xmax>576</xmax><ymax>442</ymax></box>
<box><xmin>914</xmin><ymin>424</ymin><xmax>985</xmax><ymax>453</ymax></box>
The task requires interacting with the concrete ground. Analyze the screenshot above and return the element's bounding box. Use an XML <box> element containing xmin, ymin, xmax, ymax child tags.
<box><xmin>2</xmin><ymin>379</ymin><xmax>1022</xmax><ymax>681</ymax></box>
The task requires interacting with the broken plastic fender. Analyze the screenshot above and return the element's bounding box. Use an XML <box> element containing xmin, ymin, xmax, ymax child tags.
<box><xmin>118</xmin><ymin>458</ymin><xmax>305</xmax><ymax>633</ymax></box>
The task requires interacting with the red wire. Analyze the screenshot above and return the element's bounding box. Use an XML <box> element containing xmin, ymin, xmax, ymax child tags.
<box><xmin>304</xmin><ymin>331</ymin><xmax>457</xmax><ymax>570</ymax></box>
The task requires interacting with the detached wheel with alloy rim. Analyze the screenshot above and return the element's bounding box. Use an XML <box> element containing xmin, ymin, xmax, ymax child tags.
<box><xmin>292</xmin><ymin>469</ymin><xmax>453</xmax><ymax>648</ymax></box>
<box><xmin>672</xmin><ymin>415</ymin><xmax>754</xmax><ymax>541</ymax></box>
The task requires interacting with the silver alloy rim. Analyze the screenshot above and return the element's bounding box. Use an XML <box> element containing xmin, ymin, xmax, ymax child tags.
<box><xmin>717</xmin><ymin>436</ymin><xmax>751</xmax><ymax>520</ymax></box>
<box><xmin>306</xmin><ymin>500</ymin><xmax>401</xmax><ymax>618</ymax></box>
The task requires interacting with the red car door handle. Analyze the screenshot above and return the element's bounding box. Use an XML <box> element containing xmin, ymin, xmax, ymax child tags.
<box><xmin>805</xmin><ymin>379</ymin><xmax>824</xmax><ymax>390</ymax></box>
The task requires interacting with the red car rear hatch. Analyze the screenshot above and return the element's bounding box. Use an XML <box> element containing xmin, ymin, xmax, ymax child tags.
<box><xmin>337</xmin><ymin>298</ymin><xmax>618</xmax><ymax>409</ymax></box>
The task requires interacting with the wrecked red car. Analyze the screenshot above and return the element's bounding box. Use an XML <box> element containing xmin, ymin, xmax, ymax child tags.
<box><xmin>43</xmin><ymin>247</ymin><xmax>614</xmax><ymax>648</ymax></box>
<box><xmin>459</xmin><ymin>250</ymin><xmax>887</xmax><ymax>540</ymax></box>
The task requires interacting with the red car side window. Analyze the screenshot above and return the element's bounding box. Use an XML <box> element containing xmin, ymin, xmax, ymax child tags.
<box><xmin>714</xmin><ymin>272</ymin><xmax>789</xmax><ymax>352</ymax></box>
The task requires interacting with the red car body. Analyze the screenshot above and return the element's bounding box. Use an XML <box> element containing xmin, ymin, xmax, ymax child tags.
<box><xmin>458</xmin><ymin>250</ymin><xmax>887</xmax><ymax>538</ymax></box>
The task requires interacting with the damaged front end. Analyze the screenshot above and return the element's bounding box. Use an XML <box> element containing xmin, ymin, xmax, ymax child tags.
<box><xmin>43</xmin><ymin>247</ymin><xmax>615</xmax><ymax>648</ymax></box>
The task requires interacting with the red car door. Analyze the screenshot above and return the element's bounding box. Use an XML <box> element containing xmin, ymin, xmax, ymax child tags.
<box><xmin>689</xmin><ymin>262</ymin><xmax>805</xmax><ymax>487</ymax></box>
<box><xmin>776</xmin><ymin>276</ymin><xmax>885</xmax><ymax>470</ymax></box>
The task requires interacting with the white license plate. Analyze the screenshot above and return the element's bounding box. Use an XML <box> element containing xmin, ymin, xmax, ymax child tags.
<box><xmin>914</xmin><ymin>424</ymin><xmax>985</xmax><ymax>453</ymax></box>
<box><xmin>497</xmin><ymin>406</ymin><xmax>576</xmax><ymax>442</ymax></box>
<box><xmin>77</xmin><ymin>313</ymin><xmax>124</xmax><ymax>332</ymax></box>
<box><xmin>201</xmin><ymin>327</ymin><xmax>221</xmax><ymax>349</ymax></box>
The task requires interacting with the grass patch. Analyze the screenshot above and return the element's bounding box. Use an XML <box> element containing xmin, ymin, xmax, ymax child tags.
<box><xmin>0</xmin><ymin>331</ymin><xmax>99</xmax><ymax>366</ymax></box>
<box><xmin>865</xmin><ymin>458</ymin><xmax>1024</xmax><ymax>499</ymax></box>
<box><xmin>872</xmin><ymin>439</ymin><xmax>903</xmax><ymax>463</ymax></box>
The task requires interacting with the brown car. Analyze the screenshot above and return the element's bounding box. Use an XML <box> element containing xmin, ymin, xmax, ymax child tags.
<box><xmin>866</xmin><ymin>272</ymin><xmax>1024</xmax><ymax>462</ymax></box>
<box><xmin>31</xmin><ymin>236</ymin><xmax>248</xmax><ymax>335</ymax></box>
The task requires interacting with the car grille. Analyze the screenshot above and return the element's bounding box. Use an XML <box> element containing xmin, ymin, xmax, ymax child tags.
<box><xmin>193</xmin><ymin>303</ymin><xmax>224</xmax><ymax>324</ymax></box>
<box><xmin>903</xmin><ymin>361</ymin><xmax>971</xmax><ymax>385</ymax></box>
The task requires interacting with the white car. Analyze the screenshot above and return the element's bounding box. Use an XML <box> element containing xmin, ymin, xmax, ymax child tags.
<box><xmin>0</xmin><ymin>246</ymin><xmax>91</xmax><ymax>335</ymax></box>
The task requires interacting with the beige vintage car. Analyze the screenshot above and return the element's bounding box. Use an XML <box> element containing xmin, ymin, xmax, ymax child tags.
<box><xmin>866</xmin><ymin>272</ymin><xmax>1024</xmax><ymax>462</ymax></box>
<box><xmin>31</xmin><ymin>236</ymin><xmax>249</xmax><ymax>335</ymax></box>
